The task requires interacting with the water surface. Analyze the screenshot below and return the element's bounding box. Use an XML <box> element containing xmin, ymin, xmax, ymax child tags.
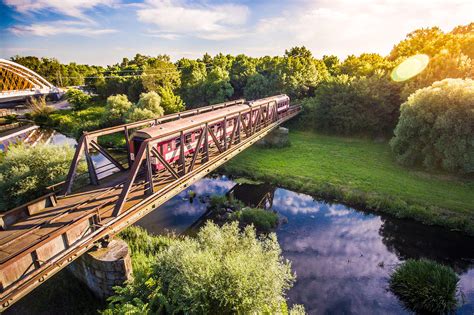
<box><xmin>136</xmin><ymin>175</ymin><xmax>474</xmax><ymax>314</ymax></box>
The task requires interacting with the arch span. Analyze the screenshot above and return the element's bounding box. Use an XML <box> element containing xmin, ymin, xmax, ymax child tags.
<box><xmin>0</xmin><ymin>58</ymin><xmax>57</xmax><ymax>102</ymax></box>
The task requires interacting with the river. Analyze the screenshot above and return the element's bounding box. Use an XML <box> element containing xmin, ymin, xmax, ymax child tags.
<box><xmin>136</xmin><ymin>175</ymin><xmax>474</xmax><ymax>314</ymax></box>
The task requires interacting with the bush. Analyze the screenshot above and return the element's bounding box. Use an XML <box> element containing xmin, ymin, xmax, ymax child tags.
<box><xmin>302</xmin><ymin>74</ymin><xmax>401</xmax><ymax>136</ymax></box>
<box><xmin>106</xmin><ymin>94</ymin><xmax>132</xmax><ymax>121</ymax></box>
<box><xmin>390</xmin><ymin>78</ymin><xmax>474</xmax><ymax>174</ymax></box>
<box><xmin>65</xmin><ymin>88</ymin><xmax>92</xmax><ymax>110</ymax></box>
<box><xmin>390</xmin><ymin>259</ymin><xmax>459</xmax><ymax>314</ymax></box>
<box><xmin>103</xmin><ymin>222</ymin><xmax>297</xmax><ymax>314</ymax></box>
<box><xmin>231</xmin><ymin>208</ymin><xmax>279</xmax><ymax>233</ymax></box>
<box><xmin>157</xmin><ymin>86</ymin><xmax>185</xmax><ymax>114</ymax></box>
<box><xmin>126</xmin><ymin>107</ymin><xmax>156</xmax><ymax>122</ymax></box>
<box><xmin>0</xmin><ymin>144</ymin><xmax>84</xmax><ymax>211</ymax></box>
<box><xmin>48</xmin><ymin>106</ymin><xmax>106</xmax><ymax>139</ymax></box>
<box><xmin>27</xmin><ymin>96</ymin><xmax>54</xmax><ymax>123</ymax></box>
<box><xmin>136</xmin><ymin>91</ymin><xmax>164</xmax><ymax>116</ymax></box>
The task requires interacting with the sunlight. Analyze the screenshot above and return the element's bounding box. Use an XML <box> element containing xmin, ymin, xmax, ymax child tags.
<box><xmin>391</xmin><ymin>54</ymin><xmax>429</xmax><ymax>82</ymax></box>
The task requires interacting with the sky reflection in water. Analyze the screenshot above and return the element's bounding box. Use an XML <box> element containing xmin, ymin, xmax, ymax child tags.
<box><xmin>136</xmin><ymin>176</ymin><xmax>474</xmax><ymax>315</ymax></box>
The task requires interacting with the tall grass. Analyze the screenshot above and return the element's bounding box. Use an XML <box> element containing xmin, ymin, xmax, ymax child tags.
<box><xmin>390</xmin><ymin>259</ymin><xmax>459</xmax><ymax>314</ymax></box>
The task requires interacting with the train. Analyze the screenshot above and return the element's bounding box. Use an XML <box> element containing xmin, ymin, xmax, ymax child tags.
<box><xmin>130</xmin><ymin>94</ymin><xmax>290</xmax><ymax>171</ymax></box>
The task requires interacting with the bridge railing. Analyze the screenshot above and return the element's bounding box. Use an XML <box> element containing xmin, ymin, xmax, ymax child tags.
<box><xmin>62</xmin><ymin>99</ymin><xmax>245</xmax><ymax>195</ymax></box>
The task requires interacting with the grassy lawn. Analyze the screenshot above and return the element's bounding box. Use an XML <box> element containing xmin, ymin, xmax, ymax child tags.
<box><xmin>222</xmin><ymin>131</ymin><xmax>474</xmax><ymax>235</ymax></box>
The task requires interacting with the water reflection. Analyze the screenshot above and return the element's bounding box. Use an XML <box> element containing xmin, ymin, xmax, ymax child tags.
<box><xmin>135</xmin><ymin>176</ymin><xmax>474</xmax><ymax>314</ymax></box>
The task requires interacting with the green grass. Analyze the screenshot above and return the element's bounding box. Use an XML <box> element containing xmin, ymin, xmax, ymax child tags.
<box><xmin>222</xmin><ymin>131</ymin><xmax>474</xmax><ymax>235</ymax></box>
<box><xmin>231</xmin><ymin>208</ymin><xmax>279</xmax><ymax>233</ymax></box>
<box><xmin>390</xmin><ymin>259</ymin><xmax>459</xmax><ymax>314</ymax></box>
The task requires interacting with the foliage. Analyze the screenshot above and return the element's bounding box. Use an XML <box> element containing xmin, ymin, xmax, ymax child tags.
<box><xmin>208</xmin><ymin>195</ymin><xmax>243</xmax><ymax>214</ymax></box>
<box><xmin>157</xmin><ymin>86</ymin><xmax>185</xmax><ymax>114</ymax></box>
<box><xmin>27</xmin><ymin>96</ymin><xmax>54</xmax><ymax>123</ymax></box>
<box><xmin>390</xmin><ymin>78</ymin><xmax>474</xmax><ymax>175</ymax></box>
<box><xmin>390</xmin><ymin>259</ymin><xmax>459</xmax><ymax>314</ymax></box>
<box><xmin>231</xmin><ymin>208</ymin><xmax>279</xmax><ymax>233</ymax></box>
<box><xmin>338</xmin><ymin>53</ymin><xmax>393</xmax><ymax>77</ymax></box>
<box><xmin>65</xmin><ymin>88</ymin><xmax>92</xmax><ymax>110</ymax></box>
<box><xmin>141</xmin><ymin>57</ymin><xmax>181</xmax><ymax>92</ymax></box>
<box><xmin>103</xmin><ymin>222</ymin><xmax>296</xmax><ymax>314</ymax></box>
<box><xmin>302</xmin><ymin>74</ymin><xmax>401</xmax><ymax>136</ymax></box>
<box><xmin>106</xmin><ymin>94</ymin><xmax>133</xmax><ymax>121</ymax></box>
<box><xmin>10</xmin><ymin>55</ymin><xmax>103</xmax><ymax>87</ymax></box>
<box><xmin>244</xmin><ymin>73</ymin><xmax>275</xmax><ymax>100</ymax></box>
<box><xmin>136</xmin><ymin>91</ymin><xmax>164</xmax><ymax>115</ymax></box>
<box><xmin>126</xmin><ymin>108</ymin><xmax>156</xmax><ymax>123</ymax></box>
<box><xmin>47</xmin><ymin>106</ymin><xmax>106</xmax><ymax>139</ymax></box>
<box><xmin>203</xmin><ymin>67</ymin><xmax>234</xmax><ymax>104</ymax></box>
<box><xmin>0</xmin><ymin>144</ymin><xmax>84</xmax><ymax>211</ymax></box>
<box><xmin>230</xmin><ymin>54</ymin><xmax>257</xmax><ymax>97</ymax></box>
<box><xmin>222</xmin><ymin>131</ymin><xmax>474</xmax><ymax>235</ymax></box>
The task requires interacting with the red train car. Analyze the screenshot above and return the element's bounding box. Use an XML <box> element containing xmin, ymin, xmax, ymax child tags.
<box><xmin>130</xmin><ymin>94</ymin><xmax>290</xmax><ymax>171</ymax></box>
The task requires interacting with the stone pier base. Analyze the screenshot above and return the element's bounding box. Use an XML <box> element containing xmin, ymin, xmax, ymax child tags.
<box><xmin>68</xmin><ymin>239</ymin><xmax>133</xmax><ymax>298</ymax></box>
<box><xmin>258</xmin><ymin>127</ymin><xmax>290</xmax><ymax>148</ymax></box>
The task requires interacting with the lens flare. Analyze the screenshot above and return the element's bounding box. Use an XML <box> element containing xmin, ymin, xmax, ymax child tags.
<box><xmin>391</xmin><ymin>54</ymin><xmax>429</xmax><ymax>82</ymax></box>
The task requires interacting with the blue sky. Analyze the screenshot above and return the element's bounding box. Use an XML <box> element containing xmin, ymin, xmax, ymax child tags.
<box><xmin>1</xmin><ymin>0</ymin><xmax>473</xmax><ymax>66</ymax></box>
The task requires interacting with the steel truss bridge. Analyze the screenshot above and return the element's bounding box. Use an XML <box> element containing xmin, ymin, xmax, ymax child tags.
<box><xmin>0</xmin><ymin>98</ymin><xmax>300</xmax><ymax>310</ymax></box>
<box><xmin>0</xmin><ymin>59</ymin><xmax>58</xmax><ymax>102</ymax></box>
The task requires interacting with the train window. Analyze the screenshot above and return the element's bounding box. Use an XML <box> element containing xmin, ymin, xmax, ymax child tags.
<box><xmin>185</xmin><ymin>134</ymin><xmax>192</xmax><ymax>143</ymax></box>
<box><xmin>167</xmin><ymin>142</ymin><xmax>172</xmax><ymax>151</ymax></box>
<box><xmin>175</xmin><ymin>138</ymin><xmax>181</xmax><ymax>147</ymax></box>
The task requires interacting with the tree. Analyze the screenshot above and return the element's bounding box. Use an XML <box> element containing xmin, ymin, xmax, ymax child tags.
<box><xmin>390</xmin><ymin>78</ymin><xmax>474</xmax><ymax>174</ymax></box>
<box><xmin>389</xmin><ymin>27</ymin><xmax>448</xmax><ymax>61</ymax></box>
<box><xmin>126</xmin><ymin>108</ymin><xmax>156</xmax><ymax>122</ymax></box>
<box><xmin>141</xmin><ymin>56</ymin><xmax>181</xmax><ymax>92</ymax></box>
<box><xmin>339</xmin><ymin>53</ymin><xmax>393</xmax><ymax>77</ymax></box>
<box><xmin>203</xmin><ymin>67</ymin><xmax>234</xmax><ymax>104</ymax></box>
<box><xmin>106</xmin><ymin>94</ymin><xmax>132</xmax><ymax>121</ymax></box>
<box><xmin>243</xmin><ymin>73</ymin><xmax>274</xmax><ymax>100</ymax></box>
<box><xmin>230</xmin><ymin>54</ymin><xmax>257</xmax><ymax>97</ymax></box>
<box><xmin>103</xmin><ymin>222</ymin><xmax>298</xmax><ymax>314</ymax></box>
<box><xmin>303</xmin><ymin>74</ymin><xmax>401</xmax><ymax>136</ymax></box>
<box><xmin>177</xmin><ymin>58</ymin><xmax>207</xmax><ymax>108</ymax></box>
<box><xmin>136</xmin><ymin>91</ymin><xmax>164</xmax><ymax>116</ymax></box>
<box><xmin>157</xmin><ymin>86</ymin><xmax>185</xmax><ymax>114</ymax></box>
<box><xmin>65</xmin><ymin>88</ymin><xmax>91</xmax><ymax>110</ymax></box>
<box><xmin>322</xmin><ymin>55</ymin><xmax>341</xmax><ymax>76</ymax></box>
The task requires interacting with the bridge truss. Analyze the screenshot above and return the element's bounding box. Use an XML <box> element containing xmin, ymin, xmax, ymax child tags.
<box><xmin>0</xmin><ymin>99</ymin><xmax>301</xmax><ymax>310</ymax></box>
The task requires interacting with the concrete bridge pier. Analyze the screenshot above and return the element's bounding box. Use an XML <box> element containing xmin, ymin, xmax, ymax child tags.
<box><xmin>68</xmin><ymin>239</ymin><xmax>132</xmax><ymax>299</ymax></box>
<box><xmin>258</xmin><ymin>126</ymin><xmax>290</xmax><ymax>148</ymax></box>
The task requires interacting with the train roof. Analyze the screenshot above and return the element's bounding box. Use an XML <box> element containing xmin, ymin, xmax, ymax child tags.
<box><xmin>133</xmin><ymin>94</ymin><xmax>290</xmax><ymax>140</ymax></box>
<box><xmin>133</xmin><ymin>104</ymin><xmax>250</xmax><ymax>139</ymax></box>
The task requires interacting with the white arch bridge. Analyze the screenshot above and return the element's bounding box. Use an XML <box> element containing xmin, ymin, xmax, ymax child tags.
<box><xmin>0</xmin><ymin>58</ymin><xmax>59</xmax><ymax>103</ymax></box>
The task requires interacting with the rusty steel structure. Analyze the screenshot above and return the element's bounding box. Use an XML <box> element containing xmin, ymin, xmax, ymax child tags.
<box><xmin>0</xmin><ymin>58</ymin><xmax>58</xmax><ymax>102</ymax></box>
<box><xmin>0</xmin><ymin>97</ymin><xmax>301</xmax><ymax>310</ymax></box>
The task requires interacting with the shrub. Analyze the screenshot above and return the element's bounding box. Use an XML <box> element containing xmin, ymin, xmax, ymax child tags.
<box><xmin>27</xmin><ymin>96</ymin><xmax>54</xmax><ymax>123</ymax></box>
<box><xmin>302</xmin><ymin>74</ymin><xmax>401</xmax><ymax>136</ymax></box>
<box><xmin>126</xmin><ymin>107</ymin><xmax>156</xmax><ymax>122</ymax></box>
<box><xmin>106</xmin><ymin>94</ymin><xmax>132</xmax><ymax>121</ymax></box>
<box><xmin>231</xmin><ymin>208</ymin><xmax>279</xmax><ymax>233</ymax></box>
<box><xmin>390</xmin><ymin>78</ymin><xmax>474</xmax><ymax>174</ymax></box>
<box><xmin>65</xmin><ymin>88</ymin><xmax>91</xmax><ymax>110</ymax></box>
<box><xmin>103</xmin><ymin>222</ymin><xmax>297</xmax><ymax>314</ymax></box>
<box><xmin>157</xmin><ymin>86</ymin><xmax>185</xmax><ymax>114</ymax></box>
<box><xmin>0</xmin><ymin>144</ymin><xmax>84</xmax><ymax>211</ymax></box>
<box><xmin>390</xmin><ymin>259</ymin><xmax>459</xmax><ymax>314</ymax></box>
<box><xmin>136</xmin><ymin>91</ymin><xmax>164</xmax><ymax>116</ymax></box>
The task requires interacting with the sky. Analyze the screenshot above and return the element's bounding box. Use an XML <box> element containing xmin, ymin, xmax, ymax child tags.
<box><xmin>0</xmin><ymin>0</ymin><xmax>473</xmax><ymax>66</ymax></box>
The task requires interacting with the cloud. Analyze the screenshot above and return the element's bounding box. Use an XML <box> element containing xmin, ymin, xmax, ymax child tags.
<box><xmin>136</xmin><ymin>0</ymin><xmax>250</xmax><ymax>40</ymax></box>
<box><xmin>253</xmin><ymin>0</ymin><xmax>474</xmax><ymax>57</ymax></box>
<box><xmin>9</xmin><ymin>21</ymin><xmax>117</xmax><ymax>36</ymax></box>
<box><xmin>4</xmin><ymin>0</ymin><xmax>116</xmax><ymax>20</ymax></box>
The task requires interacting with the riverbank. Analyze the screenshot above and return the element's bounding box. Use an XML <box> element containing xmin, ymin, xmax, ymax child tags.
<box><xmin>221</xmin><ymin>131</ymin><xmax>474</xmax><ymax>235</ymax></box>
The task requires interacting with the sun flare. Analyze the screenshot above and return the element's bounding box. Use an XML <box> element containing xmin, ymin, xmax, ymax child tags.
<box><xmin>391</xmin><ymin>54</ymin><xmax>430</xmax><ymax>82</ymax></box>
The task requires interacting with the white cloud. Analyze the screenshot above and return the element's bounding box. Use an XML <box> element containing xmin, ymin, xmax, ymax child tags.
<box><xmin>252</xmin><ymin>0</ymin><xmax>474</xmax><ymax>58</ymax></box>
<box><xmin>9</xmin><ymin>21</ymin><xmax>116</xmax><ymax>36</ymax></box>
<box><xmin>137</xmin><ymin>0</ymin><xmax>250</xmax><ymax>40</ymax></box>
<box><xmin>4</xmin><ymin>0</ymin><xmax>116</xmax><ymax>20</ymax></box>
